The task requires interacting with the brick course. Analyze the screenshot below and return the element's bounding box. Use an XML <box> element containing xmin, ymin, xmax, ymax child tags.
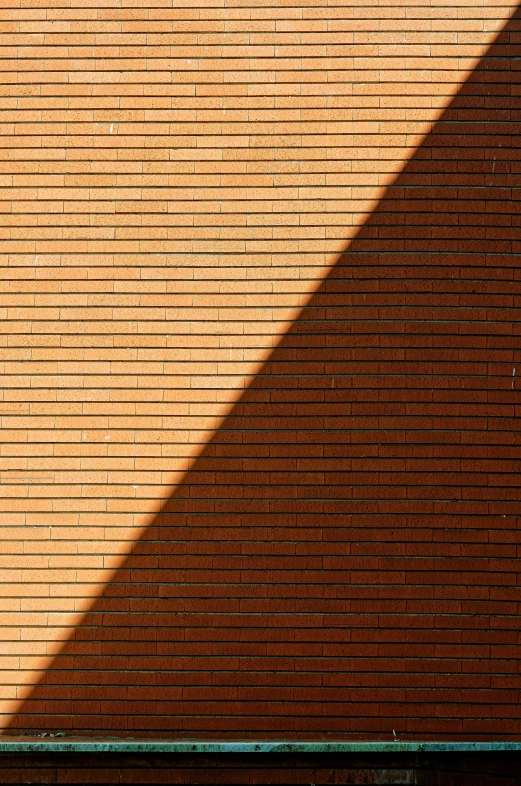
<box><xmin>1</xmin><ymin>0</ymin><xmax>520</xmax><ymax>738</ymax></box>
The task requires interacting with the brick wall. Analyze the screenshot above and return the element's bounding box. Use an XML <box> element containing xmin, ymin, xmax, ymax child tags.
<box><xmin>1</xmin><ymin>0</ymin><xmax>520</xmax><ymax>738</ymax></box>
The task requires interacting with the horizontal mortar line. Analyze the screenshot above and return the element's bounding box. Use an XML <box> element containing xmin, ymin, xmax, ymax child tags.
<box><xmin>0</xmin><ymin>293</ymin><xmax>515</xmax><ymax>298</ymax></box>
<box><xmin>1</xmin><ymin>313</ymin><xmax>519</xmax><ymax>319</ymax></box>
<box><xmin>0</xmin><ymin>6</ymin><xmax>507</xmax><ymax>11</ymax></box>
<box><xmin>6</xmin><ymin>194</ymin><xmax>517</xmax><ymax>200</ymax></box>
<box><xmin>7</xmin><ymin>537</ymin><xmax>519</xmax><ymax>542</ymax></box>
<box><xmin>4</xmin><ymin>620</ymin><xmax>511</xmax><ymax>625</ymax></box>
<box><xmin>0</xmin><ymin>418</ymin><xmax>518</xmax><ymax>423</ymax></box>
<box><xmin>0</xmin><ymin>278</ymin><xmax>517</xmax><ymax>282</ymax></box>
<box><xmin>3</xmin><ymin>74</ymin><xmax>518</xmax><ymax>81</ymax></box>
<box><xmin>3</xmin><ymin>177</ymin><xmax>518</xmax><ymax>182</ymax></box>
<box><xmin>4</xmin><ymin>129</ymin><xmax>519</xmax><ymax>135</ymax></box>
<box><xmin>6</xmin><ymin>120</ymin><xmax>520</xmax><ymax>126</ymax></box>
<box><xmin>5</xmin><ymin>121</ymin><xmax>509</xmax><ymax>128</ymax></box>
<box><xmin>1</xmin><ymin>718</ymin><xmax>518</xmax><ymax>724</ymax></box>
<box><xmin>0</xmin><ymin>361</ymin><xmax>517</xmax><ymax>367</ymax></box>
<box><xmin>10</xmin><ymin>179</ymin><xmax>520</xmax><ymax>184</ymax></box>
<box><xmin>2</xmin><ymin>208</ymin><xmax>521</xmax><ymax>211</ymax></box>
<box><xmin>0</xmin><ymin>392</ymin><xmax>515</xmax><ymax>398</ymax></box>
<box><xmin>0</xmin><ymin>145</ymin><xmax>518</xmax><ymax>151</ymax></box>
<box><xmin>2</xmin><ymin>430</ymin><xmax>516</xmax><ymax>434</ymax></box>
<box><xmin>3</xmin><ymin>46</ymin><xmax>513</xmax><ymax>52</ymax></box>
<box><xmin>1</xmin><ymin>475</ymin><xmax>517</xmax><ymax>481</ymax></box>
<box><xmin>4</xmin><ymin>105</ymin><xmax>516</xmax><ymax>109</ymax></box>
<box><xmin>1</xmin><ymin>495</ymin><xmax>518</xmax><ymax>500</ymax></box>
<box><xmin>3</xmin><ymin>140</ymin><xmax>519</xmax><ymax>145</ymax></box>
<box><xmin>2</xmin><ymin>263</ymin><xmax>515</xmax><ymax>267</ymax></box>
<box><xmin>1</xmin><ymin>196</ymin><xmax>517</xmax><ymax>201</ymax></box>
<box><xmin>1</xmin><ymin>408</ymin><xmax>517</xmax><ymax>414</ymax></box>
<box><xmin>4</xmin><ymin>64</ymin><xmax>517</xmax><ymax>68</ymax></box>
<box><xmin>0</xmin><ymin>386</ymin><xmax>518</xmax><ymax>392</ymax></box>
<box><xmin>6</xmin><ymin>189</ymin><xmax>519</xmax><ymax>194</ymax></box>
<box><xmin>4</xmin><ymin>256</ymin><xmax>520</xmax><ymax>260</ymax></box>
<box><xmin>2</xmin><ymin>208</ymin><xmax>519</xmax><ymax>212</ymax></box>
<box><xmin>8</xmin><ymin>660</ymin><xmax>518</xmax><ymax>664</ymax></box>
<box><xmin>0</xmin><ymin>576</ymin><xmax>516</xmax><ymax>581</ymax></box>
<box><xmin>2</xmin><ymin>491</ymin><xmax>519</xmax><ymax>496</ymax></box>
<box><xmin>7</xmin><ymin>545</ymin><xmax>510</xmax><ymax>549</ymax></box>
<box><xmin>3</xmin><ymin>94</ymin><xmax>516</xmax><ymax>100</ymax></box>
<box><xmin>4</xmin><ymin>612</ymin><xmax>519</xmax><ymax>620</ymax></box>
<box><xmin>9</xmin><ymin>67</ymin><xmax>494</xmax><ymax>71</ymax></box>
<box><xmin>0</xmin><ymin>21</ymin><xmax>511</xmax><ymax>26</ymax></box>
<box><xmin>1</xmin><ymin>158</ymin><xmax>519</xmax><ymax>162</ymax></box>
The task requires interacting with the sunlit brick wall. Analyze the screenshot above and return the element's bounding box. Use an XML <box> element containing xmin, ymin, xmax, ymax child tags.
<box><xmin>1</xmin><ymin>0</ymin><xmax>520</xmax><ymax>738</ymax></box>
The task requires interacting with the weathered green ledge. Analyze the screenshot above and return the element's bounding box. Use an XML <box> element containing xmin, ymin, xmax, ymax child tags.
<box><xmin>0</xmin><ymin>739</ymin><xmax>520</xmax><ymax>754</ymax></box>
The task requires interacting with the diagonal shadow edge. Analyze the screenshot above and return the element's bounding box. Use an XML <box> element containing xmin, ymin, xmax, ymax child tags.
<box><xmin>6</xmin><ymin>3</ymin><xmax>521</xmax><ymax>736</ymax></box>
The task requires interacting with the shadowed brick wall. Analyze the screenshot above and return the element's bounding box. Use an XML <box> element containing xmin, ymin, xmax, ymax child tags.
<box><xmin>1</xmin><ymin>0</ymin><xmax>520</xmax><ymax>739</ymax></box>
<box><xmin>1</xmin><ymin>750</ymin><xmax>521</xmax><ymax>785</ymax></box>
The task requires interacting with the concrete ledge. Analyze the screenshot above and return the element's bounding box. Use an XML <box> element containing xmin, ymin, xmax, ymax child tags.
<box><xmin>0</xmin><ymin>739</ymin><xmax>520</xmax><ymax>754</ymax></box>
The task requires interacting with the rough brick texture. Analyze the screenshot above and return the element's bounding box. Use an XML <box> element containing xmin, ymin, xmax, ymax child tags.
<box><xmin>1</xmin><ymin>0</ymin><xmax>521</xmax><ymax>739</ymax></box>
